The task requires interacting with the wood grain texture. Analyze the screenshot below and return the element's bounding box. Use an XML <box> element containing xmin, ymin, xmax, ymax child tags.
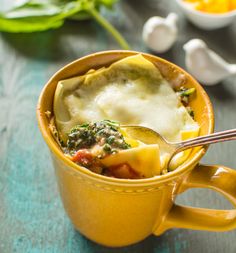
<box><xmin>0</xmin><ymin>0</ymin><xmax>236</xmax><ymax>252</ymax></box>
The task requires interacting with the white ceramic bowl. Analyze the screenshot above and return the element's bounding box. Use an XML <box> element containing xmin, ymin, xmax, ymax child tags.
<box><xmin>175</xmin><ymin>0</ymin><xmax>236</xmax><ymax>30</ymax></box>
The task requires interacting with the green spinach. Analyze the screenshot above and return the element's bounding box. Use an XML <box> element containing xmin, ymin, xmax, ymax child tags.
<box><xmin>0</xmin><ymin>0</ymin><xmax>130</xmax><ymax>49</ymax></box>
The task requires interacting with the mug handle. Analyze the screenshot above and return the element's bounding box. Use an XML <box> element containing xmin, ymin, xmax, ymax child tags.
<box><xmin>155</xmin><ymin>164</ymin><xmax>236</xmax><ymax>235</ymax></box>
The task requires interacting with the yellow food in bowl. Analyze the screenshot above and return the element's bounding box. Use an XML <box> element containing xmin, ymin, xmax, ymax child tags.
<box><xmin>52</xmin><ymin>55</ymin><xmax>199</xmax><ymax>179</ymax></box>
<box><xmin>183</xmin><ymin>0</ymin><xmax>236</xmax><ymax>14</ymax></box>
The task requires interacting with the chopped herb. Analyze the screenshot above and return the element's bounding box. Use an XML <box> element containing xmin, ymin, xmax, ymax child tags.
<box><xmin>0</xmin><ymin>0</ymin><xmax>130</xmax><ymax>50</ymax></box>
<box><xmin>103</xmin><ymin>143</ymin><xmax>112</xmax><ymax>153</ymax></box>
<box><xmin>190</xmin><ymin>110</ymin><xmax>194</xmax><ymax>118</ymax></box>
<box><xmin>70</xmin><ymin>123</ymin><xmax>89</xmax><ymax>133</ymax></box>
<box><xmin>187</xmin><ymin>106</ymin><xmax>195</xmax><ymax>119</ymax></box>
<box><xmin>66</xmin><ymin>120</ymin><xmax>130</xmax><ymax>156</ymax></box>
<box><xmin>176</xmin><ymin>86</ymin><xmax>196</xmax><ymax>118</ymax></box>
<box><xmin>102</xmin><ymin>119</ymin><xmax>120</xmax><ymax>131</ymax></box>
<box><xmin>176</xmin><ymin>86</ymin><xmax>195</xmax><ymax>104</ymax></box>
<box><xmin>178</xmin><ymin>87</ymin><xmax>195</xmax><ymax>97</ymax></box>
<box><xmin>111</xmin><ymin>149</ymin><xmax>118</xmax><ymax>154</ymax></box>
<box><xmin>107</xmin><ymin>135</ymin><xmax>116</xmax><ymax>144</ymax></box>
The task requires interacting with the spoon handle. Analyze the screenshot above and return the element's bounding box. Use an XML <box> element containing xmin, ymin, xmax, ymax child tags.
<box><xmin>176</xmin><ymin>128</ymin><xmax>236</xmax><ymax>152</ymax></box>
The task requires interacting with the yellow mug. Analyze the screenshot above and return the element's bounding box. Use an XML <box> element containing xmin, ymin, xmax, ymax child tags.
<box><xmin>37</xmin><ymin>51</ymin><xmax>236</xmax><ymax>247</ymax></box>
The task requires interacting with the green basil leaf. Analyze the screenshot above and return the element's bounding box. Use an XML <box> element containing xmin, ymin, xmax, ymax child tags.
<box><xmin>0</xmin><ymin>0</ymin><xmax>130</xmax><ymax>50</ymax></box>
<box><xmin>4</xmin><ymin>4</ymin><xmax>62</xmax><ymax>18</ymax></box>
<box><xmin>0</xmin><ymin>1</ymin><xmax>82</xmax><ymax>32</ymax></box>
<box><xmin>3</xmin><ymin>0</ymin><xmax>82</xmax><ymax>18</ymax></box>
<box><xmin>68</xmin><ymin>11</ymin><xmax>92</xmax><ymax>21</ymax></box>
<box><xmin>0</xmin><ymin>17</ymin><xmax>64</xmax><ymax>32</ymax></box>
<box><xmin>0</xmin><ymin>0</ymin><xmax>30</xmax><ymax>12</ymax></box>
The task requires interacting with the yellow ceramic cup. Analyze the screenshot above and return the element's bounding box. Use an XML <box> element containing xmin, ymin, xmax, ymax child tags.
<box><xmin>37</xmin><ymin>51</ymin><xmax>236</xmax><ymax>247</ymax></box>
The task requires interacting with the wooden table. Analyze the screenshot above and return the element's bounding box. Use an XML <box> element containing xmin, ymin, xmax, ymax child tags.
<box><xmin>0</xmin><ymin>0</ymin><xmax>236</xmax><ymax>252</ymax></box>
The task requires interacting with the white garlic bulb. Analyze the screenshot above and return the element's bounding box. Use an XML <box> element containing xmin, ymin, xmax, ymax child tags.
<box><xmin>183</xmin><ymin>39</ymin><xmax>236</xmax><ymax>85</ymax></box>
<box><xmin>142</xmin><ymin>13</ymin><xmax>178</xmax><ymax>53</ymax></box>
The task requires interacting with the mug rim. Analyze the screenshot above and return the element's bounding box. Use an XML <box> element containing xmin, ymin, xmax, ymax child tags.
<box><xmin>36</xmin><ymin>50</ymin><xmax>214</xmax><ymax>186</ymax></box>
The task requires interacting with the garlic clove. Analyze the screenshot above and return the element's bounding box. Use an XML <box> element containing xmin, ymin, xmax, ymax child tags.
<box><xmin>142</xmin><ymin>13</ymin><xmax>178</xmax><ymax>54</ymax></box>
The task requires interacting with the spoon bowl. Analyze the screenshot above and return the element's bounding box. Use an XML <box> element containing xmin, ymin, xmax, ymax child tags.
<box><xmin>122</xmin><ymin>125</ymin><xmax>236</xmax><ymax>171</ymax></box>
<box><xmin>122</xmin><ymin>125</ymin><xmax>176</xmax><ymax>153</ymax></box>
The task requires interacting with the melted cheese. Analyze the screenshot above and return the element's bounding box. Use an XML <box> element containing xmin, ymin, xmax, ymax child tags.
<box><xmin>54</xmin><ymin>54</ymin><xmax>199</xmax><ymax>176</ymax></box>
<box><xmin>54</xmin><ymin>55</ymin><xmax>198</xmax><ymax>142</ymax></box>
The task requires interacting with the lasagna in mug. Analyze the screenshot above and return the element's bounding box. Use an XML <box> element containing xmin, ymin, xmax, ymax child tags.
<box><xmin>49</xmin><ymin>55</ymin><xmax>199</xmax><ymax>179</ymax></box>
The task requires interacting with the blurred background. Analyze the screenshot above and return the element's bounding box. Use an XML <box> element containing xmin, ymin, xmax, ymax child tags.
<box><xmin>0</xmin><ymin>0</ymin><xmax>236</xmax><ymax>252</ymax></box>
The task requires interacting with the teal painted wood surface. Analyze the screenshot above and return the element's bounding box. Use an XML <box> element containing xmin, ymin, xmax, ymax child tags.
<box><xmin>0</xmin><ymin>0</ymin><xmax>236</xmax><ymax>252</ymax></box>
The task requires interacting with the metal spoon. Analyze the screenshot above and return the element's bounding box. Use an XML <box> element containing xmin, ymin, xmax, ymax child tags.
<box><xmin>122</xmin><ymin>125</ymin><xmax>236</xmax><ymax>170</ymax></box>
